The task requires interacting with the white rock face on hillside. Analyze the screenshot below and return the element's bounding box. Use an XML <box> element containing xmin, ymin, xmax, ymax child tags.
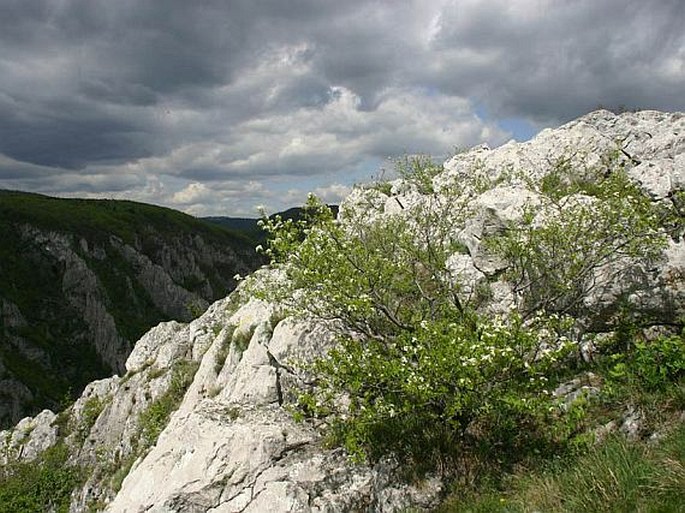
<box><xmin>103</xmin><ymin>296</ymin><xmax>441</xmax><ymax>512</ymax></box>
<box><xmin>0</xmin><ymin>110</ymin><xmax>683</xmax><ymax>512</ymax></box>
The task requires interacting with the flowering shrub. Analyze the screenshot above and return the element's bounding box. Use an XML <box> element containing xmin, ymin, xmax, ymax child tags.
<box><xmin>491</xmin><ymin>155</ymin><xmax>667</xmax><ymax>321</ymax></box>
<box><xmin>257</xmin><ymin>155</ymin><xmax>670</xmax><ymax>477</ymax></box>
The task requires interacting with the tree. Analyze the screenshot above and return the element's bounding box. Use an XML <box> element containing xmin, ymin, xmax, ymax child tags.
<box><xmin>256</xmin><ymin>153</ymin><xmax>670</xmax><ymax>477</ymax></box>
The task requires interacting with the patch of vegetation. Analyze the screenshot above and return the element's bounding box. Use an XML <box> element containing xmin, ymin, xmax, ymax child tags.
<box><xmin>76</xmin><ymin>395</ymin><xmax>109</xmax><ymax>442</ymax></box>
<box><xmin>439</xmin><ymin>407</ymin><xmax>685</xmax><ymax>513</ymax></box>
<box><xmin>0</xmin><ymin>443</ymin><xmax>82</xmax><ymax>513</ymax></box>
<box><xmin>138</xmin><ymin>359</ymin><xmax>199</xmax><ymax>448</ymax></box>
<box><xmin>110</xmin><ymin>454</ymin><xmax>137</xmax><ymax>493</ymax></box>
<box><xmin>366</xmin><ymin>178</ymin><xmax>394</xmax><ymax>196</ymax></box>
<box><xmin>434</xmin><ymin>323</ymin><xmax>684</xmax><ymax>511</ymax></box>
<box><xmin>224</xmin><ymin>406</ymin><xmax>242</xmax><ymax>421</ymax></box>
<box><xmin>395</xmin><ymin>154</ymin><xmax>443</xmax><ymax>194</ymax></box>
<box><xmin>489</xmin><ymin>154</ymin><xmax>666</xmax><ymax>320</ymax></box>
<box><xmin>591</xmin><ymin>328</ymin><xmax>685</xmax><ymax>434</ymax></box>
<box><xmin>232</xmin><ymin>326</ymin><xmax>255</xmax><ymax>353</ymax></box>
<box><xmin>256</xmin><ymin>153</ymin><xmax>677</xmax><ymax>485</ymax></box>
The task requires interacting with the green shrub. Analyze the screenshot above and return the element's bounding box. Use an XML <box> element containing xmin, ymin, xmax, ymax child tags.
<box><xmin>0</xmin><ymin>443</ymin><xmax>82</xmax><ymax>513</ymax></box>
<box><xmin>139</xmin><ymin>360</ymin><xmax>199</xmax><ymax>448</ymax></box>
<box><xmin>630</xmin><ymin>332</ymin><xmax>685</xmax><ymax>391</ymax></box>
<box><xmin>490</xmin><ymin>158</ymin><xmax>666</xmax><ymax>320</ymax></box>
<box><xmin>256</xmin><ymin>153</ymin><xmax>674</xmax><ymax>479</ymax></box>
<box><xmin>600</xmin><ymin>329</ymin><xmax>685</xmax><ymax>419</ymax></box>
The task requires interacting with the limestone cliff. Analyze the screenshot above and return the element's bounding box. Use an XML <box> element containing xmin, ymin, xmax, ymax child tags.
<box><xmin>0</xmin><ymin>110</ymin><xmax>683</xmax><ymax>512</ymax></box>
<box><xmin>0</xmin><ymin>194</ymin><xmax>260</xmax><ymax>428</ymax></box>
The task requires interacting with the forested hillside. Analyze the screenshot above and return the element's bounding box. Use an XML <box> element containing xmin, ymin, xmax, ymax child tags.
<box><xmin>0</xmin><ymin>191</ymin><xmax>261</xmax><ymax>428</ymax></box>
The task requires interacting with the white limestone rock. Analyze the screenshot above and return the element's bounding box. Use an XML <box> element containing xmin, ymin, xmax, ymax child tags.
<box><xmin>125</xmin><ymin>321</ymin><xmax>187</xmax><ymax>373</ymax></box>
<box><xmin>0</xmin><ymin>409</ymin><xmax>58</xmax><ymax>465</ymax></box>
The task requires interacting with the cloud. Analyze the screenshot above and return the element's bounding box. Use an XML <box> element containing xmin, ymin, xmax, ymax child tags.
<box><xmin>0</xmin><ymin>0</ymin><xmax>683</xmax><ymax>215</ymax></box>
<box><xmin>429</xmin><ymin>0</ymin><xmax>685</xmax><ymax>121</ymax></box>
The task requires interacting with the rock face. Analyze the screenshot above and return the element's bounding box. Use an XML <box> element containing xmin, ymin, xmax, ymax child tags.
<box><xmin>0</xmin><ymin>194</ymin><xmax>260</xmax><ymax>428</ymax></box>
<box><xmin>0</xmin><ymin>110</ymin><xmax>683</xmax><ymax>512</ymax></box>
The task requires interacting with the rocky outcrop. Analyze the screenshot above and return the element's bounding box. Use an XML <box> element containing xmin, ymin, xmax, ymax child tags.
<box><xmin>22</xmin><ymin>226</ymin><xmax>130</xmax><ymax>373</ymax></box>
<box><xmin>0</xmin><ymin>110</ymin><xmax>683</xmax><ymax>512</ymax></box>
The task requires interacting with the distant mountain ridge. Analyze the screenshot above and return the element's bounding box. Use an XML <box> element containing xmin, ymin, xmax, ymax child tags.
<box><xmin>0</xmin><ymin>190</ymin><xmax>261</xmax><ymax>428</ymax></box>
<box><xmin>203</xmin><ymin>205</ymin><xmax>340</xmax><ymax>242</ymax></box>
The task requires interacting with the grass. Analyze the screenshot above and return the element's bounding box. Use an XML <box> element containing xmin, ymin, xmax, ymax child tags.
<box><xmin>138</xmin><ymin>360</ymin><xmax>199</xmax><ymax>448</ymax></box>
<box><xmin>438</xmin><ymin>425</ymin><xmax>685</xmax><ymax>513</ymax></box>
<box><xmin>0</xmin><ymin>443</ymin><xmax>82</xmax><ymax>513</ymax></box>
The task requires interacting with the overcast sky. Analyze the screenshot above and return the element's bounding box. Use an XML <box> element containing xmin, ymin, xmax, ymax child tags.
<box><xmin>1</xmin><ymin>0</ymin><xmax>683</xmax><ymax>216</ymax></box>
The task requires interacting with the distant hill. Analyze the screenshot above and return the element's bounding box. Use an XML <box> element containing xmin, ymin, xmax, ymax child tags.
<box><xmin>202</xmin><ymin>216</ymin><xmax>262</xmax><ymax>241</ymax></box>
<box><xmin>203</xmin><ymin>205</ymin><xmax>339</xmax><ymax>242</ymax></box>
<box><xmin>0</xmin><ymin>190</ymin><xmax>262</xmax><ymax>428</ymax></box>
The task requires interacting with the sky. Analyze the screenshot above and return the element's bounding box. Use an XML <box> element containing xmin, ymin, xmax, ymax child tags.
<box><xmin>0</xmin><ymin>1</ymin><xmax>683</xmax><ymax>217</ymax></box>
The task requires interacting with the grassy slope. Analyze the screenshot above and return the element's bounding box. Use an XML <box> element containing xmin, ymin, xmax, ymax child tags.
<box><xmin>438</xmin><ymin>423</ymin><xmax>685</xmax><ymax>513</ymax></box>
<box><xmin>436</xmin><ymin>331</ymin><xmax>685</xmax><ymax>513</ymax></box>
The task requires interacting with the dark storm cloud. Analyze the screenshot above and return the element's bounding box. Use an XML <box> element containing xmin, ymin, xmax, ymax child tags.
<box><xmin>429</xmin><ymin>0</ymin><xmax>685</xmax><ymax>122</ymax></box>
<box><xmin>0</xmin><ymin>0</ymin><xmax>370</xmax><ymax>172</ymax></box>
<box><xmin>0</xmin><ymin>0</ymin><xmax>683</xmax><ymax>215</ymax></box>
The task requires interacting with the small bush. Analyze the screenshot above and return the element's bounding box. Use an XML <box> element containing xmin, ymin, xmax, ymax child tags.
<box><xmin>598</xmin><ymin>328</ymin><xmax>685</xmax><ymax>423</ymax></box>
<box><xmin>490</xmin><ymin>159</ymin><xmax>666</xmax><ymax>319</ymax></box>
<box><xmin>139</xmin><ymin>360</ymin><xmax>199</xmax><ymax>448</ymax></box>
<box><xmin>256</xmin><ymin>152</ymin><xmax>675</xmax><ymax>480</ymax></box>
<box><xmin>0</xmin><ymin>443</ymin><xmax>82</xmax><ymax>513</ymax></box>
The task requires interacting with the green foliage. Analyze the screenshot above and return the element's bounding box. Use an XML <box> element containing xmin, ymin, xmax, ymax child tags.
<box><xmin>607</xmin><ymin>331</ymin><xmax>685</xmax><ymax>392</ymax></box>
<box><xmin>186</xmin><ymin>300</ymin><xmax>207</xmax><ymax>319</ymax></box>
<box><xmin>257</xmin><ymin>158</ymin><xmax>595</xmax><ymax>475</ymax></box>
<box><xmin>394</xmin><ymin>154</ymin><xmax>442</xmax><ymax>194</ymax></box>
<box><xmin>232</xmin><ymin>327</ymin><xmax>254</xmax><ymax>353</ymax></box>
<box><xmin>139</xmin><ymin>360</ymin><xmax>199</xmax><ymax>448</ymax></box>
<box><xmin>366</xmin><ymin>178</ymin><xmax>393</xmax><ymax>196</ymax></box>
<box><xmin>304</xmin><ymin>313</ymin><xmax>575</xmax><ymax>474</ymax></box>
<box><xmin>490</xmin><ymin>158</ymin><xmax>667</xmax><ymax>319</ymax></box>
<box><xmin>0</xmin><ymin>443</ymin><xmax>82</xmax><ymax>513</ymax></box>
<box><xmin>257</xmin><ymin>152</ymin><xmax>675</xmax><ymax>479</ymax></box>
<box><xmin>597</xmin><ymin>329</ymin><xmax>685</xmax><ymax>426</ymax></box>
<box><xmin>440</xmin><ymin>425</ymin><xmax>685</xmax><ymax>513</ymax></box>
<box><xmin>0</xmin><ymin>190</ymin><xmax>258</xmax><ymax>427</ymax></box>
<box><xmin>75</xmin><ymin>395</ymin><xmax>109</xmax><ymax>443</ymax></box>
<box><xmin>110</xmin><ymin>455</ymin><xmax>137</xmax><ymax>493</ymax></box>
